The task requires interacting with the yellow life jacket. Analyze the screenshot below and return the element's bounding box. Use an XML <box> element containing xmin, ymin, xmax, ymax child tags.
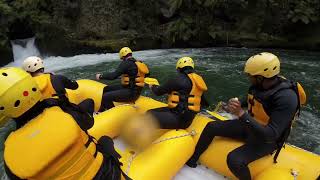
<box><xmin>34</xmin><ymin>74</ymin><xmax>57</xmax><ymax>100</ymax></box>
<box><xmin>247</xmin><ymin>78</ymin><xmax>306</xmax><ymax>126</ymax></box>
<box><xmin>4</xmin><ymin>107</ymin><xmax>103</xmax><ymax>179</ymax></box>
<box><xmin>168</xmin><ymin>73</ymin><xmax>208</xmax><ymax>112</ymax></box>
<box><xmin>121</xmin><ymin>61</ymin><xmax>149</xmax><ymax>87</ymax></box>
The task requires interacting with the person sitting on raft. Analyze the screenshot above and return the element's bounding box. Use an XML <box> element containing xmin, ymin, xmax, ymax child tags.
<box><xmin>95</xmin><ymin>47</ymin><xmax>149</xmax><ymax>111</ymax></box>
<box><xmin>0</xmin><ymin>67</ymin><xmax>130</xmax><ymax>180</ymax></box>
<box><xmin>22</xmin><ymin>56</ymin><xmax>95</xmax><ymax>115</ymax></box>
<box><xmin>147</xmin><ymin>57</ymin><xmax>209</xmax><ymax>129</ymax></box>
<box><xmin>186</xmin><ymin>52</ymin><xmax>306</xmax><ymax>180</ymax></box>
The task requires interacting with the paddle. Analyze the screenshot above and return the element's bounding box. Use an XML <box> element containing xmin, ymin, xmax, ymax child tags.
<box><xmin>204</xmin><ymin>101</ymin><xmax>240</xmax><ymax>121</ymax></box>
<box><xmin>144</xmin><ymin>77</ymin><xmax>160</xmax><ymax>86</ymax></box>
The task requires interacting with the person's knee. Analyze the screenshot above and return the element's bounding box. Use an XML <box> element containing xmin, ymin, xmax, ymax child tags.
<box><xmin>203</xmin><ymin>121</ymin><xmax>220</xmax><ymax>133</ymax></box>
<box><xmin>85</xmin><ymin>98</ymin><xmax>95</xmax><ymax>113</ymax></box>
<box><xmin>206</xmin><ymin>121</ymin><xmax>217</xmax><ymax>129</ymax></box>
<box><xmin>86</xmin><ymin>98</ymin><xmax>94</xmax><ymax>106</ymax></box>
<box><xmin>102</xmin><ymin>86</ymin><xmax>110</xmax><ymax>93</ymax></box>
<box><xmin>145</xmin><ymin>110</ymin><xmax>155</xmax><ymax>117</ymax></box>
<box><xmin>180</xmin><ymin>121</ymin><xmax>192</xmax><ymax>129</ymax></box>
<box><xmin>102</xmin><ymin>93</ymin><xmax>115</xmax><ymax>102</ymax></box>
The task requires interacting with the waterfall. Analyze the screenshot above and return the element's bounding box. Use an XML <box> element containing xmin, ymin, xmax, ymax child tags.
<box><xmin>9</xmin><ymin>37</ymin><xmax>40</xmax><ymax>66</ymax></box>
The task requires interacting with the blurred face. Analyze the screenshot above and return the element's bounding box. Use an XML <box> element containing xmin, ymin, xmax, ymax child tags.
<box><xmin>120</xmin><ymin>114</ymin><xmax>160</xmax><ymax>150</ymax></box>
<box><xmin>247</xmin><ymin>74</ymin><xmax>257</xmax><ymax>86</ymax></box>
<box><xmin>30</xmin><ymin>68</ymin><xmax>44</xmax><ymax>77</ymax></box>
<box><xmin>247</xmin><ymin>74</ymin><xmax>266</xmax><ymax>89</ymax></box>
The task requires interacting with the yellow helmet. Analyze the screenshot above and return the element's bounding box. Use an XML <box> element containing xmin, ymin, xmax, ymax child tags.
<box><xmin>0</xmin><ymin>67</ymin><xmax>42</xmax><ymax>118</ymax></box>
<box><xmin>176</xmin><ymin>57</ymin><xmax>194</xmax><ymax>69</ymax></box>
<box><xmin>119</xmin><ymin>47</ymin><xmax>133</xmax><ymax>59</ymax></box>
<box><xmin>244</xmin><ymin>52</ymin><xmax>280</xmax><ymax>78</ymax></box>
<box><xmin>22</xmin><ymin>56</ymin><xmax>44</xmax><ymax>73</ymax></box>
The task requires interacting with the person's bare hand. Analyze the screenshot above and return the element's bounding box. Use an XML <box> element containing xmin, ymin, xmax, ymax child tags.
<box><xmin>227</xmin><ymin>98</ymin><xmax>245</xmax><ymax>117</ymax></box>
<box><xmin>96</xmin><ymin>74</ymin><xmax>101</xmax><ymax>80</ymax></box>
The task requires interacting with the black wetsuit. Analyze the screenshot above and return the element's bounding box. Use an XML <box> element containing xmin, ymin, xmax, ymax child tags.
<box><xmin>148</xmin><ymin>69</ymin><xmax>209</xmax><ymax>129</ymax></box>
<box><xmin>5</xmin><ymin>99</ymin><xmax>124</xmax><ymax>180</ymax></box>
<box><xmin>99</xmin><ymin>57</ymin><xmax>146</xmax><ymax>111</ymax></box>
<box><xmin>187</xmin><ymin>79</ymin><xmax>299</xmax><ymax>180</ymax></box>
<box><xmin>50</xmin><ymin>74</ymin><xmax>79</xmax><ymax>96</ymax></box>
<box><xmin>44</xmin><ymin>73</ymin><xmax>94</xmax><ymax>115</ymax></box>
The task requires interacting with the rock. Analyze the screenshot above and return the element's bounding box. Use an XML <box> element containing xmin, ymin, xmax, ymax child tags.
<box><xmin>0</xmin><ymin>42</ymin><xmax>13</xmax><ymax>66</ymax></box>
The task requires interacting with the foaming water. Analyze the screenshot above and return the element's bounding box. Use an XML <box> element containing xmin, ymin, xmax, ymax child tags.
<box><xmin>9</xmin><ymin>37</ymin><xmax>40</xmax><ymax>66</ymax></box>
<box><xmin>44</xmin><ymin>53</ymin><xmax>118</xmax><ymax>72</ymax></box>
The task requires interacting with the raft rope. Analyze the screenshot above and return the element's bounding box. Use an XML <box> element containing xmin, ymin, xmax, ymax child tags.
<box><xmin>125</xmin><ymin>130</ymin><xmax>197</xmax><ymax>175</ymax></box>
<box><xmin>126</xmin><ymin>151</ymin><xmax>138</xmax><ymax>175</ymax></box>
<box><xmin>291</xmin><ymin>169</ymin><xmax>299</xmax><ymax>180</ymax></box>
<box><xmin>114</xmin><ymin>103</ymin><xmax>139</xmax><ymax>109</ymax></box>
<box><xmin>152</xmin><ymin>130</ymin><xmax>197</xmax><ymax>145</ymax></box>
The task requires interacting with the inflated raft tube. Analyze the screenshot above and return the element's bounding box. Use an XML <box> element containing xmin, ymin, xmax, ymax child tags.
<box><xmin>66</xmin><ymin>79</ymin><xmax>166</xmax><ymax>113</ymax></box>
<box><xmin>67</xmin><ymin>79</ymin><xmax>106</xmax><ymax>112</ymax></box>
<box><xmin>65</xmin><ymin>79</ymin><xmax>320</xmax><ymax>179</ymax></box>
<box><xmin>88</xmin><ymin>104</ymin><xmax>138</xmax><ymax>139</ymax></box>
<box><xmin>186</xmin><ymin>114</ymin><xmax>320</xmax><ymax>180</ymax></box>
<box><xmin>120</xmin><ymin>129</ymin><xmax>195</xmax><ymax>180</ymax></box>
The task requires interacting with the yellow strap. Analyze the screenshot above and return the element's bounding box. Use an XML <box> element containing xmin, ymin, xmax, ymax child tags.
<box><xmin>205</xmin><ymin>110</ymin><xmax>228</xmax><ymax>121</ymax></box>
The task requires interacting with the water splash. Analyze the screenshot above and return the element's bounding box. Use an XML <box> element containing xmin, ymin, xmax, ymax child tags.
<box><xmin>9</xmin><ymin>37</ymin><xmax>40</xmax><ymax>67</ymax></box>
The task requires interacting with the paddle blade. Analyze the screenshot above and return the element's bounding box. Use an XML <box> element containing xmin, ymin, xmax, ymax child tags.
<box><xmin>144</xmin><ymin>78</ymin><xmax>160</xmax><ymax>86</ymax></box>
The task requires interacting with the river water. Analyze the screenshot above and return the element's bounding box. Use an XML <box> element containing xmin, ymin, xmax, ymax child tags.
<box><xmin>1</xmin><ymin>47</ymin><xmax>319</xmax><ymax>179</ymax></box>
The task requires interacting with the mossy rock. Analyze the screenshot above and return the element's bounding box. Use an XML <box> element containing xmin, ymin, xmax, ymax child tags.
<box><xmin>77</xmin><ymin>38</ymin><xmax>131</xmax><ymax>52</ymax></box>
<box><xmin>0</xmin><ymin>44</ymin><xmax>13</xmax><ymax>66</ymax></box>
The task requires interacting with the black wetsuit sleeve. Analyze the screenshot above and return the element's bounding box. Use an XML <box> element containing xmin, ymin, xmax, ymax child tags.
<box><xmin>201</xmin><ymin>94</ymin><xmax>210</xmax><ymax>108</ymax></box>
<box><xmin>100</xmin><ymin>61</ymin><xmax>127</xmax><ymax>80</ymax></box>
<box><xmin>239</xmin><ymin>89</ymin><xmax>298</xmax><ymax>141</ymax></box>
<box><xmin>150</xmin><ymin>77</ymin><xmax>180</xmax><ymax>96</ymax></box>
<box><xmin>240</xmin><ymin>95</ymin><xmax>248</xmax><ymax>108</ymax></box>
<box><xmin>55</xmin><ymin>75</ymin><xmax>79</xmax><ymax>90</ymax></box>
<box><xmin>145</xmin><ymin>72</ymin><xmax>150</xmax><ymax>77</ymax></box>
<box><xmin>51</xmin><ymin>74</ymin><xmax>78</xmax><ymax>98</ymax></box>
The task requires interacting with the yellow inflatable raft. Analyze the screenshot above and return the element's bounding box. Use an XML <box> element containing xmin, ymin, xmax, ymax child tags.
<box><xmin>66</xmin><ymin>79</ymin><xmax>320</xmax><ymax>180</ymax></box>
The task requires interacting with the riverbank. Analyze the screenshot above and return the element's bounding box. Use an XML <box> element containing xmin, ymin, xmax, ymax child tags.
<box><xmin>1</xmin><ymin>0</ymin><xmax>320</xmax><ymax>66</ymax></box>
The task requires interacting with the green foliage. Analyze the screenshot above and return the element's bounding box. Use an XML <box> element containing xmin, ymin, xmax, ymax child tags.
<box><xmin>287</xmin><ymin>0</ymin><xmax>319</xmax><ymax>24</ymax></box>
<box><xmin>159</xmin><ymin>0</ymin><xmax>183</xmax><ymax>18</ymax></box>
<box><xmin>167</xmin><ymin>16</ymin><xmax>196</xmax><ymax>42</ymax></box>
<box><xmin>159</xmin><ymin>0</ymin><xmax>224</xmax><ymax>18</ymax></box>
<box><xmin>157</xmin><ymin>0</ymin><xmax>320</xmax><ymax>44</ymax></box>
<box><xmin>208</xmin><ymin>25</ymin><xmax>223</xmax><ymax>39</ymax></box>
<box><xmin>9</xmin><ymin>0</ymin><xmax>53</xmax><ymax>24</ymax></box>
<box><xmin>159</xmin><ymin>0</ymin><xmax>229</xmax><ymax>42</ymax></box>
<box><xmin>193</xmin><ymin>0</ymin><xmax>219</xmax><ymax>7</ymax></box>
<box><xmin>0</xmin><ymin>0</ymin><xmax>320</xmax><ymax>50</ymax></box>
<box><xmin>0</xmin><ymin>1</ymin><xmax>13</xmax><ymax>16</ymax></box>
